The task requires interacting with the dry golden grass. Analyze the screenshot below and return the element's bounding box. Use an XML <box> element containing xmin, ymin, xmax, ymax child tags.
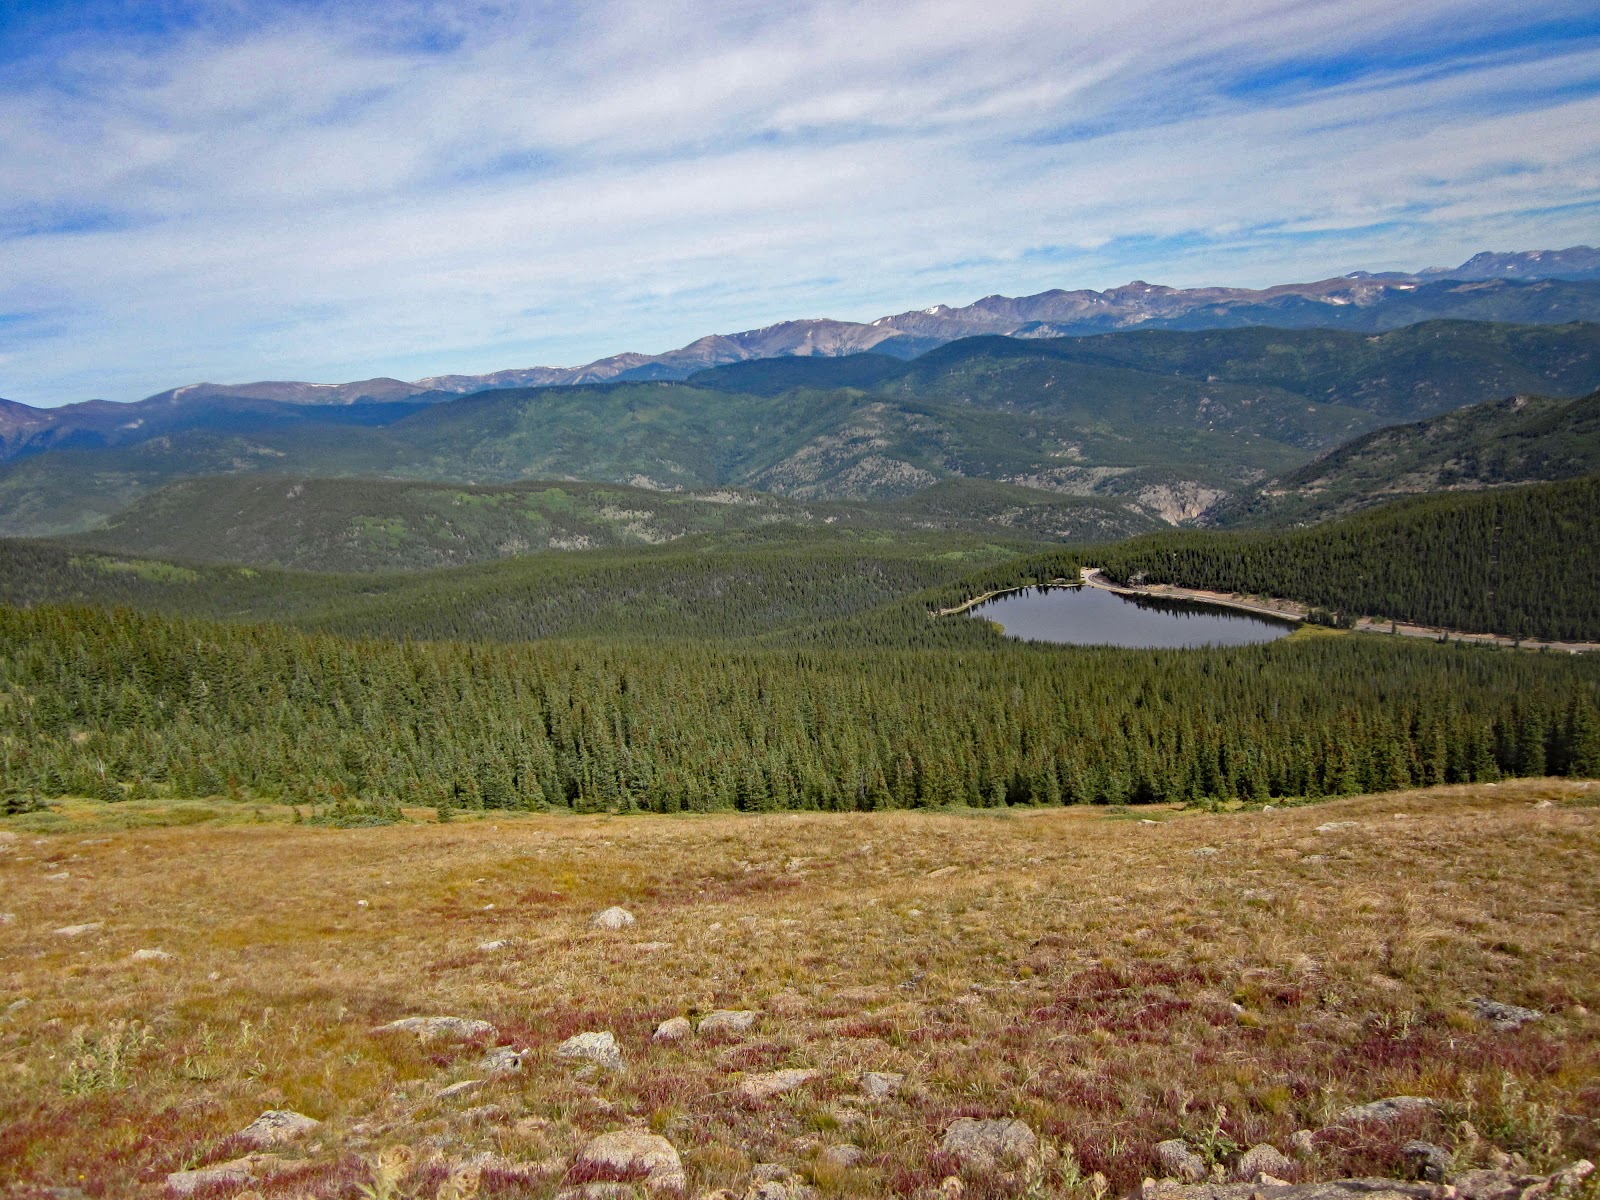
<box><xmin>2</xmin><ymin>780</ymin><xmax>1597</xmax><ymax>1199</ymax></box>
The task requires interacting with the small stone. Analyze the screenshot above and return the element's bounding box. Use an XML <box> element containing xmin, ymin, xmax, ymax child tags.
<box><xmin>478</xmin><ymin>939</ymin><xmax>510</xmax><ymax>951</ymax></box>
<box><xmin>1140</xmin><ymin>819</ymin><xmax>1159</xmax><ymax>825</ymax></box>
<box><xmin>1533</xmin><ymin>800</ymin><xmax>1554</xmax><ymax>809</ymax></box>
<box><xmin>44</xmin><ymin>872</ymin><xmax>71</xmax><ymax>882</ymax></box>
<box><xmin>697</xmin><ymin>1009</ymin><xmax>758</xmax><ymax>1036</ymax></box>
<box><xmin>590</xmin><ymin>907</ymin><xmax>636</xmax><ymax>930</ymax></box>
<box><xmin>53</xmin><ymin>922</ymin><xmax>103</xmax><ymax>937</ymax></box>
<box><xmin>1316</xmin><ymin>822</ymin><xmax>1357</xmax><ymax>833</ymax></box>
<box><xmin>653</xmin><ymin>1016</ymin><xmax>692</xmax><ymax>1042</ymax></box>
<box><xmin>557</xmin><ymin>1031</ymin><xmax>623</xmax><ymax>1069</ymax></box>
<box><xmin>481</xmin><ymin>1046</ymin><xmax>525</xmax><ymax>1075</ymax></box>
<box><xmin>1401</xmin><ymin>1141</ymin><xmax>1453</xmax><ymax>1183</ymax></box>
<box><xmin>1235</xmin><ymin>1145</ymin><xmax>1293</xmax><ymax>1182</ymax></box>
<box><xmin>941</xmin><ymin>1118</ymin><xmax>1039</xmax><ymax>1172</ymax></box>
<box><xmin>235</xmin><ymin>1110</ymin><xmax>320</xmax><ymax>1148</ymax></box>
<box><xmin>373</xmin><ymin>1015</ymin><xmax>497</xmax><ymax>1041</ymax></box>
<box><xmin>0</xmin><ymin>912</ymin><xmax>14</xmax><ymax>923</ymax></box>
<box><xmin>739</xmin><ymin>1068</ymin><xmax>816</xmax><ymax>1101</ymax></box>
<box><xmin>1472</xmin><ymin>998</ymin><xmax>1542</xmax><ymax>1031</ymax></box>
<box><xmin>1156</xmin><ymin>1140</ymin><xmax>1207</xmax><ymax>1183</ymax></box>
<box><xmin>1290</xmin><ymin>1130</ymin><xmax>1317</xmax><ymax>1156</ymax></box>
<box><xmin>6</xmin><ymin>998</ymin><xmax>30</xmax><ymax>1014</ymax></box>
<box><xmin>859</xmin><ymin>1070</ymin><xmax>903</xmax><ymax>1099</ymax></box>
<box><xmin>635</xmin><ymin>941</ymin><xmax>672</xmax><ymax>951</ymax></box>
<box><xmin>437</xmin><ymin>1079</ymin><xmax>486</xmax><ymax>1100</ymax></box>
<box><xmin>1335</xmin><ymin>1096</ymin><xmax>1439</xmax><ymax>1125</ymax></box>
<box><xmin>130</xmin><ymin>948</ymin><xmax>174</xmax><ymax>962</ymax></box>
<box><xmin>927</xmin><ymin>865</ymin><xmax>959</xmax><ymax>877</ymax></box>
<box><xmin>575</xmin><ymin>1130</ymin><xmax>686</xmax><ymax>1194</ymax></box>
<box><xmin>819</xmin><ymin>1145</ymin><xmax>864</xmax><ymax>1170</ymax></box>
<box><xmin>1192</xmin><ymin>847</ymin><xmax>1219</xmax><ymax>856</ymax></box>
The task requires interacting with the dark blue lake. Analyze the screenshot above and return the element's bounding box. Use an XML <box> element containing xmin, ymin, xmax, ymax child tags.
<box><xmin>969</xmin><ymin>585</ymin><xmax>1297</xmax><ymax>649</ymax></box>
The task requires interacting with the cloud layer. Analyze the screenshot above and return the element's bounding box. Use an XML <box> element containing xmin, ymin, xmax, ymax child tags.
<box><xmin>2</xmin><ymin>0</ymin><xmax>1598</xmax><ymax>405</ymax></box>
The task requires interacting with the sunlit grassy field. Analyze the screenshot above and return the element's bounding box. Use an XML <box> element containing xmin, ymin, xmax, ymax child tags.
<box><xmin>2</xmin><ymin>780</ymin><xmax>1597</xmax><ymax>1199</ymax></box>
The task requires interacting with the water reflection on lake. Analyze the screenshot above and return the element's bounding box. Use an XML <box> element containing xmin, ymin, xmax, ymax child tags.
<box><xmin>969</xmin><ymin>585</ymin><xmax>1296</xmax><ymax>649</ymax></box>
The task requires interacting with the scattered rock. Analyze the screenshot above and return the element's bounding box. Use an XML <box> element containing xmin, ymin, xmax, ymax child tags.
<box><xmin>574</xmin><ymin>1130</ymin><xmax>686</xmax><ymax>1194</ymax></box>
<box><xmin>1315</xmin><ymin>822</ymin><xmax>1357</xmax><ymax>833</ymax></box>
<box><xmin>1192</xmin><ymin>847</ymin><xmax>1219</xmax><ymax>857</ymax></box>
<box><xmin>1472</xmin><ymin>998</ymin><xmax>1543</xmax><ymax>1031</ymax></box>
<box><xmin>859</xmin><ymin>1070</ymin><xmax>904</xmax><ymax>1099</ymax></box>
<box><xmin>1235</xmin><ymin>1145</ymin><xmax>1293</xmax><ymax>1182</ymax></box>
<box><xmin>590</xmin><ymin>907</ymin><xmax>636</xmax><ymax>930</ymax></box>
<box><xmin>1400</xmin><ymin>1141</ymin><xmax>1452</xmax><ymax>1183</ymax></box>
<box><xmin>557</xmin><ymin>1031</ymin><xmax>623</xmax><ymax>1069</ymax></box>
<box><xmin>1141</xmin><ymin>1179</ymin><xmax>1433</xmax><ymax>1200</ymax></box>
<box><xmin>1140</xmin><ymin>819</ymin><xmax>1160</xmax><ymax>825</ymax></box>
<box><xmin>235</xmin><ymin>1110</ymin><xmax>320</xmax><ymax>1148</ymax></box>
<box><xmin>1156</xmin><ymin>1140</ymin><xmax>1207</xmax><ymax>1183</ymax></box>
<box><xmin>1453</xmin><ymin>1161</ymin><xmax>1593</xmax><ymax>1200</ymax></box>
<box><xmin>698</xmin><ymin>1009</ymin><xmax>758</xmax><ymax>1036</ymax></box>
<box><xmin>44</xmin><ymin>872</ymin><xmax>71</xmax><ymax>882</ymax></box>
<box><xmin>1334</xmin><ymin>1096</ymin><xmax>1438</xmax><ymax>1125</ymax></box>
<box><xmin>6</xmin><ymin>998</ymin><xmax>30</xmax><ymax>1014</ymax></box>
<box><xmin>478</xmin><ymin>939</ymin><xmax>510</xmax><ymax>951</ymax></box>
<box><xmin>130</xmin><ymin>948</ymin><xmax>174</xmax><ymax>962</ymax></box>
<box><xmin>739</xmin><ymin>1068</ymin><xmax>817</xmax><ymax>1101</ymax></box>
<box><xmin>940</xmin><ymin>1117</ymin><xmax>1039</xmax><ymax>1172</ymax></box>
<box><xmin>437</xmin><ymin>1079</ymin><xmax>486</xmax><ymax>1100</ymax></box>
<box><xmin>635</xmin><ymin>941</ymin><xmax>672</xmax><ymax>951</ymax></box>
<box><xmin>166</xmin><ymin>1158</ymin><xmax>257</xmax><ymax>1195</ymax></box>
<box><xmin>818</xmin><ymin>1144</ymin><xmax>864</xmax><ymax>1170</ymax></box>
<box><xmin>481</xmin><ymin>1046</ymin><xmax>525</xmax><ymax>1075</ymax></box>
<box><xmin>927</xmin><ymin>865</ymin><xmax>959</xmax><ymax>877</ymax></box>
<box><xmin>372</xmin><ymin>1015</ymin><xmax>497</xmax><ymax>1041</ymax></box>
<box><xmin>0</xmin><ymin>912</ymin><xmax>14</xmax><ymax>924</ymax></box>
<box><xmin>653</xmin><ymin>1016</ymin><xmax>692</xmax><ymax>1042</ymax></box>
<box><xmin>1533</xmin><ymin>800</ymin><xmax>1554</xmax><ymax>809</ymax></box>
<box><xmin>53</xmin><ymin>922</ymin><xmax>103</xmax><ymax>938</ymax></box>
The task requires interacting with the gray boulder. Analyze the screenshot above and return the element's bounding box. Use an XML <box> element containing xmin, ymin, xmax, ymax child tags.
<box><xmin>1236</xmin><ymin>1145</ymin><xmax>1294</xmax><ymax>1182</ymax></box>
<box><xmin>556</xmin><ymin>1031</ymin><xmax>622</xmax><ymax>1069</ymax></box>
<box><xmin>698</xmin><ymin>1009</ymin><xmax>758</xmax><ymax>1036</ymax></box>
<box><xmin>574</xmin><ymin>1130</ymin><xmax>686</xmax><ymax>1194</ymax></box>
<box><xmin>372</xmin><ymin>1015</ymin><xmax>497</xmax><ymax>1041</ymax></box>
<box><xmin>235</xmin><ymin>1109</ymin><xmax>320</xmax><ymax>1147</ymax></box>
<box><xmin>590</xmin><ymin>906</ymin><xmax>636</xmax><ymax>930</ymax></box>
<box><xmin>1472</xmin><ymin>998</ymin><xmax>1542</xmax><ymax>1031</ymax></box>
<box><xmin>1334</xmin><ymin>1096</ymin><xmax>1438</xmax><ymax>1125</ymax></box>
<box><xmin>860</xmin><ymin>1070</ymin><xmax>904</xmax><ymax>1099</ymax></box>
<box><xmin>739</xmin><ymin>1068</ymin><xmax>817</xmax><ymax>1101</ymax></box>
<box><xmin>1156</xmin><ymin>1140</ymin><xmax>1208</xmax><ymax>1183</ymax></box>
<box><xmin>652</xmin><ymin>1016</ymin><xmax>692</xmax><ymax>1042</ymax></box>
<box><xmin>941</xmin><ymin>1117</ymin><xmax>1038</xmax><ymax>1172</ymax></box>
<box><xmin>1400</xmin><ymin>1142</ymin><xmax>1451</xmax><ymax>1183</ymax></box>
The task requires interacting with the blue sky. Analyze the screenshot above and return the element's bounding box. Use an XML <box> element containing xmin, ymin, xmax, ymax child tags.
<box><xmin>2</xmin><ymin>0</ymin><xmax>1599</xmax><ymax>406</ymax></box>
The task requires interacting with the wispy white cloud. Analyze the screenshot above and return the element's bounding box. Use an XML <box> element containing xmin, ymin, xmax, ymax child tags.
<box><xmin>1</xmin><ymin>0</ymin><xmax>1597</xmax><ymax>404</ymax></box>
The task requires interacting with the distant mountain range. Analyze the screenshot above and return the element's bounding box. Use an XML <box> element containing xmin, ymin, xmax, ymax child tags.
<box><xmin>4</xmin><ymin>319</ymin><xmax>1598</xmax><ymax>538</ymax></box>
<box><xmin>3</xmin><ymin>247</ymin><xmax>1598</xmax><ymax>436</ymax></box>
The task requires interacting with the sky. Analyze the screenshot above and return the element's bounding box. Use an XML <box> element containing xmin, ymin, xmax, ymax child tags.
<box><xmin>2</xmin><ymin>1</ymin><xmax>1599</xmax><ymax>406</ymax></box>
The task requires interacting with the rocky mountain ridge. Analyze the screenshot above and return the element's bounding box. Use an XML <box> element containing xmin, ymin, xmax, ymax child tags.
<box><xmin>6</xmin><ymin>248</ymin><xmax>1597</xmax><ymax>424</ymax></box>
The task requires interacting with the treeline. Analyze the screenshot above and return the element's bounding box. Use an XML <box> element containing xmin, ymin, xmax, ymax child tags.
<box><xmin>2</xmin><ymin>605</ymin><xmax>1596</xmax><ymax>817</ymax></box>
<box><xmin>1096</xmin><ymin>477</ymin><xmax>1600</xmax><ymax>641</ymax></box>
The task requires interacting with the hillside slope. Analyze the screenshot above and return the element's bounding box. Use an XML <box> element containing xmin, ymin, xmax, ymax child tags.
<box><xmin>1212</xmin><ymin>389</ymin><xmax>1600</xmax><ymax>526</ymax></box>
<box><xmin>61</xmin><ymin>476</ymin><xmax>1159</xmax><ymax>572</ymax></box>
<box><xmin>1096</xmin><ymin>476</ymin><xmax>1600</xmax><ymax>641</ymax></box>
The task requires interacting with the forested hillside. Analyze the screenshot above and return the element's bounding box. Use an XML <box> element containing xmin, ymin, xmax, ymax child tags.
<box><xmin>62</xmin><ymin>476</ymin><xmax>1158</xmax><ymax>571</ymax></box>
<box><xmin>1098</xmin><ymin>476</ymin><xmax>1600</xmax><ymax>640</ymax></box>
<box><xmin>0</xmin><ymin>530</ymin><xmax>1034</xmax><ymax>643</ymax></box>
<box><xmin>3</xmin><ymin>605</ymin><xmax>1595</xmax><ymax>817</ymax></box>
<box><xmin>1213</xmin><ymin>389</ymin><xmax>1600</xmax><ymax>526</ymax></box>
<box><xmin>6</xmin><ymin>320</ymin><xmax>1599</xmax><ymax>538</ymax></box>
